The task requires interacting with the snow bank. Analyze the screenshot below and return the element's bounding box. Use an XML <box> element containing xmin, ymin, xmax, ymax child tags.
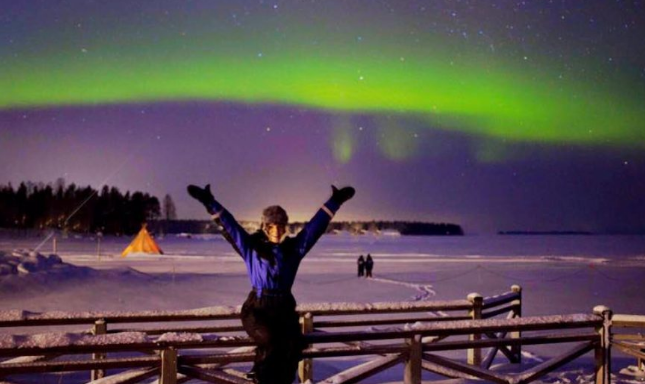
<box><xmin>0</xmin><ymin>250</ymin><xmax>62</xmax><ymax>276</ymax></box>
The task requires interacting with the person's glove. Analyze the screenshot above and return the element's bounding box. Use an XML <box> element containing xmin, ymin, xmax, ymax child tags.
<box><xmin>187</xmin><ymin>184</ymin><xmax>217</xmax><ymax>214</ymax></box>
<box><xmin>331</xmin><ymin>185</ymin><xmax>355</xmax><ymax>205</ymax></box>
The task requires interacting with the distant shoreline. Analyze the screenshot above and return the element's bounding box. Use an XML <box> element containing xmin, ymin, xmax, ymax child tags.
<box><xmin>150</xmin><ymin>220</ymin><xmax>465</xmax><ymax>237</ymax></box>
<box><xmin>498</xmin><ymin>231</ymin><xmax>592</xmax><ymax>236</ymax></box>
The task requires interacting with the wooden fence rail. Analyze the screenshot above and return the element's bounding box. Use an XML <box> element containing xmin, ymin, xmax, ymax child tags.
<box><xmin>0</xmin><ymin>296</ymin><xmax>640</xmax><ymax>384</ymax></box>
<box><xmin>612</xmin><ymin>313</ymin><xmax>645</xmax><ymax>375</ymax></box>
<box><xmin>0</xmin><ymin>312</ymin><xmax>614</xmax><ymax>384</ymax></box>
<box><xmin>0</xmin><ymin>285</ymin><xmax>521</xmax><ymax>382</ymax></box>
<box><xmin>9</xmin><ymin>285</ymin><xmax>634</xmax><ymax>384</ymax></box>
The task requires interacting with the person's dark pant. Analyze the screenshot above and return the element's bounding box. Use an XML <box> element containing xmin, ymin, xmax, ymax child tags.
<box><xmin>241</xmin><ymin>290</ymin><xmax>304</xmax><ymax>384</ymax></box>
<box><xmin>358</xmin><ymin>265</ymin><xmax>364</xmax><ymax>277</ymax></box>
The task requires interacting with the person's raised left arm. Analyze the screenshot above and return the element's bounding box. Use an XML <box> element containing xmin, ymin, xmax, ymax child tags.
<box><xmin>294</xmin><ymin>185</ymin><xmax>355</xmax><ymax>258</ymax></box>
<box><xmin>187</xmin><ymin>184</ymin><xmax>252</xmax><ymax>260</ymax></box>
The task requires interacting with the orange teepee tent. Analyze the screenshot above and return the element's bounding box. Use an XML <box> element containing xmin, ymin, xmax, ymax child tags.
<box><xmin>121</xmin><ymin>224</ymin><xmax>163</xmax><ymax>257</ymax></box>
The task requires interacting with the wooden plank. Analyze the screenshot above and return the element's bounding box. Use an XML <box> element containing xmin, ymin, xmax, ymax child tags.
<box><xmin>0</xmin><ymin>312</ymin><xmax>241</xmax><ymax>327</ymax></box>
<box><xmin>0</xmin><ymin>354</ymin><xmax>60</xmax><ymax>364</ymax></box>
<box><xmin>482</xmin><ymin>344</ymin><xmax>499</xmax><ymax>370</ymax></box>
<box><xmin>180</xmin><ymin>352</ymin><xmax>256</xmax><ymax>365</ymax></box>
<box><xmin>319</xmin><ymin>354</ymin><xmax>404</xmax><ymax>384</ymax></box>
<box><xmin>299</xmin><ymin>312</ymin><xmax>314</xmax><ymax>383</ymax></box>
<box><xmin>304</xmin><ymin>344</ymin><xmax>407</xmax><ymax>359</ymax></box>
<box><xmin>467</xmin><ymin>293</ymin><xmax>483</xmax><ymax>366</ymax></box>
<box><xmin>0</xmin><ymin>330</ymin><xmax>593</xmax><ymax>368</ymax></box>
<box><xmin>0</xmin><ymin>336</ymin><xmax>255</xmax><ymax>358</ymax></box>
<box><xmin>615</xmin><ymin>345</ymin><xmax>645</xmax><ymax>361</ymax></box>
<box><xmin>423</xmin><ymin>353</ymin><xmax>510</xmax><ymax>384</ymax></box>
<box><xmin>109</xmin><ymin>325</ymin><xmax>243</xmax><ymax>335</ymax></box>
<box><xmin>613</xmin><ymin>340</ymin><xmax>645</xmax><ymax>350</ymax></box>
<box><xmin>613</xmin><ymin>314</ymin><xmax>645</xmax><ymax>328</ymax></box>
<box><xmin>613</xmin><ymin>334</ymin><xmax>645</xmax><ymax>341</ymax></box>
<box><xmin>160</xmin><ymin>349</ymin><xmax>177</xmax><ymax>384</ymax></box>
<box><xmin>0</xmin><ymin>300</ymin><xmax>473</xmax><ymax>328</ymax></box>
<box><xmin>594</xmin><ymin>307</ymin><xmax>612</xmax><ymax>384</ymax></box>
<box><xmin>405</xmin><ymin>335</ymin><xmax>422</xmax><ymax>384</ymax></box>
<box><xmin>482</xmin><ymin>291</ymin><xmax>519</xmax><ymax>310</ymax></box>
<box><xmin>509</xmin><ymin>285</ymin><xmax>522</xmax><ymax>364</ymax></box>
<box><xmin>421</xmin><ymin>359</ymin><xmax>478</xmax><ymax>380</ymax></box>
<box><xmin>303</xmin><ymin>314</ymin><xmax>600</xmax><ymax>345</ymax></box>
<box><xmin>312</xmin><ymin>330</ymin><xmax>444</xmax><ymax>349</ymax></box>
<box><xmin>314</xmin><ymin>315</ymin><xmax>471</xmax><ymax>328</ymax></box>
<box><xmin>0</xmin><ymin>356</ymin><xmax>160</xmax><ymax>375</ymax></box>
<box><xmin>299</xmin><ymin>300</ymin><xmax>472</xmax><ymax>316</ymax></box>
<box><xmin>422</xmin><ymin>332</ymin><xmax>598</xmax><ymax>352</ymax></box>
<box><xmin>92</xmin><ymin>319</ymin><xmax>108</xmax><ymax>381</ymax></box>
<box><xmin>484</xmin><ymin>332</ymin><xmax>515</xmax><ymax>363</ymax></box>
<box><xmin>182</xmin><ymin>343</ymin><xmax>416</xmax><ymax>364</ymax></box>
<box><xmin>179</xmin><ymin>366</ymin><xmax>250</xmax><ymax>384</ymax></box>
<box><xmin>513</xmin><ymin>341</ymin><xmax>595</xmax><ymax>384</ymax></box>
<box><xmin>86</xmin><ymin>368</ymin><xmax>159</xmax><ymax>384</ymax></box>
<box><xmin>0</xmin><ymin>328</ymin><xmax>598</xmax><ymax>363</ymax></box>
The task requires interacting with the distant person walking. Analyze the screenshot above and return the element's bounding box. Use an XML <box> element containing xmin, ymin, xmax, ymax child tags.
<box><xmin>365</xmin><ymin>254</ymin><xmax>374</xmax><ymax>278</ymax></box>
<box><xmin>188</xmin><ymin>183</ymin><xmax>355</xmax><ymax>384</ymax></box>
<box><xmin>357</xmin><ymin>255</ymin><xmax>365</xmax><ymax>277</ymax></box>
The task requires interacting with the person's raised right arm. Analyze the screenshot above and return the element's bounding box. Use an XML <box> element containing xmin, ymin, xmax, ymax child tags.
<box><xmin>187</xmin><ymin>184</ymin><xmax>251</xmax><ymax>260</ymax></box>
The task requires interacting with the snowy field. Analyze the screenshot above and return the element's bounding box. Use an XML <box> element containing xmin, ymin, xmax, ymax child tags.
<box><xmin>1</xmin><ymin>232</ymin><xmax>645</xmax><ymax>383</ymax></box>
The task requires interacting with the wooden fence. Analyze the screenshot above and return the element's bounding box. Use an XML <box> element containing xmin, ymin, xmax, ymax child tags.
<box><xmin>1</xmin><ymin>285</ymin><xmax>640</xmax><ymax>384</ymax></box>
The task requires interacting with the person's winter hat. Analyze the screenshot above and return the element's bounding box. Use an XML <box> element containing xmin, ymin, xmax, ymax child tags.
<box><xmin>261</xmin><ymin>205</ymin><xmax>288</xmax><ymax>226</ymax></box>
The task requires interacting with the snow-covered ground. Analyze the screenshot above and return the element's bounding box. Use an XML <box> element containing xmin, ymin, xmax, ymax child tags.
<box><xmin>1</xmin><ymin>232</ymin><xmax>645</xmax><ymax>383</ymax></box>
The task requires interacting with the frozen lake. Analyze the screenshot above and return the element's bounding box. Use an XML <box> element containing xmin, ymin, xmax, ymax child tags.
<box><xmin>2</xmin><ymin>232</ymin><xmax>644</xmax><ymax>313</ymax></box>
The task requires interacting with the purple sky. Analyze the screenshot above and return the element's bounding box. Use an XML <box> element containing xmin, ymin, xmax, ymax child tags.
<box><xmin>2</xmin><ymin>102</ymin><xmax>644</xmax><ymax>234</ymax></box>
<box><xmin>2</xmin><ymin>1</ymin><xmax>644</xmax><ymax>234</ymax></box>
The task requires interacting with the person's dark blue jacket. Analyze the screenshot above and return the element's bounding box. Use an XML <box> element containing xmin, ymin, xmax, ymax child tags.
<box><xmin>208</xmin><ymin>198</ymin><xmax>340</xmax><ymax>295</ymax></box>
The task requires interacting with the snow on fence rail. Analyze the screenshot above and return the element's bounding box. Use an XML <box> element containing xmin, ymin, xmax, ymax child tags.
<box><xmin>6</xmin><ymin>285</ymin><xmax>631</xmax><ymax>384</ymax></box>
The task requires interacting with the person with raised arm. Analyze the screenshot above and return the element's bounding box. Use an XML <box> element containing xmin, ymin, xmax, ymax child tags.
<box><xmin>187</xmin><ymin>183</ymin><xmax>355</xmax><ymax>384</ymax></box>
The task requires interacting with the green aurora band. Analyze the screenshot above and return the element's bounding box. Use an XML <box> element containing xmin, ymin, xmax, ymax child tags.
<box><xmin>3</xmin><ymin>8</ymin><xmax>644</xmax><ymax>150</ymax></box>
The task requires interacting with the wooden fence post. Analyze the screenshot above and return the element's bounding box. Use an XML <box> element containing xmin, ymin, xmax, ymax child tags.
<box><xmin>594</xmin><ymin>305</ymin><xmax>612</xmax><ymax>384</ymax></box>
<box><xmin>91</xmin><ymin>319</ymin><xmax>107</xmax><ymax>381</ymax></box>
<box><xmin>404</xmin><ymin>334</ymin><xmax>422</xmax><ymax>384</ymax></box>
<box><xmin>510</xmin><ymin>284</ymin><xmax>522</xmax><ymax>363</ymax></box>
<box><xmin>467</xmin><ymin>293</ymin><xmax>483</xmax><ymax>366</ymax></box>
<box><xmin>160</xmin><ymin>348</ymin><xmax>178</xmax><ymax>384</ymax></box>
<box><xmin>298</xmin><ymin>312</ymin><xmax>314</xmax><ymax>383</ymax></box>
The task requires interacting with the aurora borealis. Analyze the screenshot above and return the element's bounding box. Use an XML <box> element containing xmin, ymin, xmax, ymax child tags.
<box><xmin>1</xmin><ymin>1</ymin><xmax>645</xmax><ymax>232</ymax></box>
<box><xmin>3</xmin><ymin>1</ymin><xmax>645</xmax><ymax>146</ymax></box>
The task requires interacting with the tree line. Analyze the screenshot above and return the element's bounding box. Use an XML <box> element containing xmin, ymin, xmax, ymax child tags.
<box><xmin>147</xmin><ymin>219</ymin><xmax>463</xmax><ymax>236</ymax></box>
<box><xmin>0</xmin><ymin>179</ymin><xmax>462</xmax><ymax>237</ymax></box>
<box><xmin>0</xmin><ymin>180</ymin><xmax>161</xmax><ymax>235</ymax></box>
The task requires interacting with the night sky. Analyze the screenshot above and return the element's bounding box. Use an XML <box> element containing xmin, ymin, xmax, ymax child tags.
<box><xmin>1</xmin><ymin>1</ymin><xmax>644</xmax><ymax>233</ymax></box>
